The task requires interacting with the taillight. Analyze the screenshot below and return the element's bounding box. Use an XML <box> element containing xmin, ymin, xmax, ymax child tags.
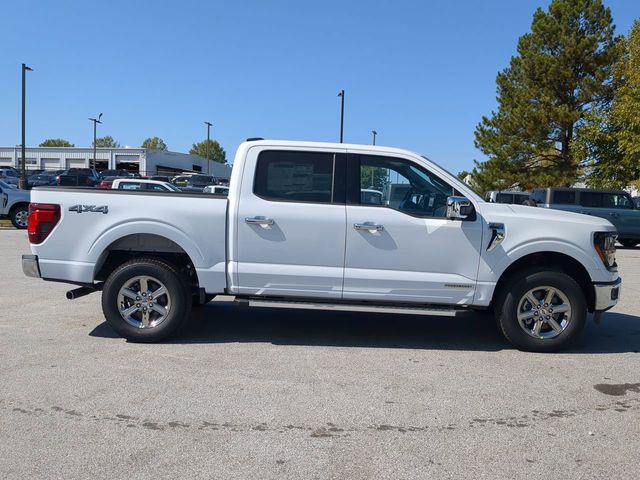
<box><xmin>28</xmin><ymin>203</ymin><xmax>60</xmax><ymax>244</ymax></box>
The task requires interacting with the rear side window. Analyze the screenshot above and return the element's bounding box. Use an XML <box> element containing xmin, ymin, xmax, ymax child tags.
<box><xmin>579</xmin><ymin>191</ymin><xmax>602</xmax><ymax>208</ymax></box>
<box><xmin>531</xmin><ymin>189</ymin><xmax>546</xmax><ymax>204</ymax></box>
<box><xmin>552</xmin><ymin>190</ymin><xmax>576</xmax><ymax>205</ymax></box>
<box><xmin>254</xmin><ymin>150</ymin><xmax>335</xmax><ymax>203</ymax></box>
<box><xmin>118</xmin><ymin>182</ymin><xmax>142</xmax><ymax>190</ymax></box>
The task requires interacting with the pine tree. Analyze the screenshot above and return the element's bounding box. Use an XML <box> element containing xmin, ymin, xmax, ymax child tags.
<box><xmin>473</xmin><ymin>0</ymin><xmax>621</xmax><ymax>192</ymax></box>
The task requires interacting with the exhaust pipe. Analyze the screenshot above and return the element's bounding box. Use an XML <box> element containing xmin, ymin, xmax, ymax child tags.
<box><xmin>66</xmin><ymin>284</ymin><xmax>102</xmax><ymax>300</ymax></box>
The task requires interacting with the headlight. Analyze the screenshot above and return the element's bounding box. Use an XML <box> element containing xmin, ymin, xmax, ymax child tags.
<box><xmin>594</xmin><ymin>232</ymin><xmax>617</xmax><ymax>270</ymax></box>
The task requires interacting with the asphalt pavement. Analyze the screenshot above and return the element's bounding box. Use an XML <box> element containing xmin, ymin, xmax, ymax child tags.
<box><xmin>1</xmin><ymin>229</ymin><xmax>639</xmax><ymax>479</ymax></box>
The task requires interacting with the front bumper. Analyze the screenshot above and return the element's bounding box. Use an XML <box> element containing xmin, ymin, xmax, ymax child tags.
<box><xmin>593</xmin><ymin>277</ymin><xmax>621</xmax><ymax>311</ymax></box>
<box><xmin>22</xmin><ymin>254</ymin><xmax>41</xmax><ymax>278</ymax></box>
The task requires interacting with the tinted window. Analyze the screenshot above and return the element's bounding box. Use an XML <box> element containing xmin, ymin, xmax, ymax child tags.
<box><xmin>496</xmin><ymin>193</ymin><xmax>514</xmax><ymax>204</ymax></box>
<box><xmin>254</xmin><ymin>151</ymin><xmax>335</xmax><ymax>203</ymax></box>
<box><xmin>531</xmin><ymin>189</ymin><xmax>546</xmax><ymax>204</ymax></box>
<box><xmin>358</xmin><ymin>155</ymin><xmax>456</xmax><ymax>218</ymax></box>
<box><xmin>514</xmin><ymin>194</ymin><xmax>530</xmax><ymax>204</ymax></box>
<box><xmin>552</xmin><ymin>190</ymin><xmax>576</xmax><ymax>205</ymax></box>
<box><xmin>579</xmin><ymin>191</ymin><xmax>602</xmax><ymax>208</ymax></box>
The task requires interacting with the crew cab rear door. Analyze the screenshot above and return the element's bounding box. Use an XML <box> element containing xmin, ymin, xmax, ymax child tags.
<box><xmin>342</xmin><ymin>150</ymin><xmax>483</xmax><ymax>304</ymax></box>
<box><xmin>234</xmin><ymin>146</ymin><xmax>347</xmax><ymax>298</ymax></box>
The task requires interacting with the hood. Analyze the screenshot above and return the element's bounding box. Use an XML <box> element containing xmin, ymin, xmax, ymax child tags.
<box><xmin>480</xmin><ymin>202</ymin><xmax>616</xmax><ymax>230</ymax></box>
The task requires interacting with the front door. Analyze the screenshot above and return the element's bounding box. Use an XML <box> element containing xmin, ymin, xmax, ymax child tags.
<box><xmin>343</xmin><ymin>151</ymin><xmax>483</xmax><ymax>304</ymax></box>
<box><xmin>235</xmin><ymin>147</ymin><xmax>347</xmax><ymax>298</ymax></box>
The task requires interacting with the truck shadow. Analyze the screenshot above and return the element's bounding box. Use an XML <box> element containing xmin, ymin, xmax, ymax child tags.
<box><xmin>91</xmin><ymin>303</ymin><xmax>640</xmax><ymax>353</ymax></box>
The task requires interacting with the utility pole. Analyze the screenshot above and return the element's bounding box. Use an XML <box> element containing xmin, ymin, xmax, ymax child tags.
<box><xmin>19</xmin><ymin>63</ymin><xmax>33</xmax><ymax>189</ymax></box>
<box><xmin>88</xmin><ymin>113</ymin><xmax>103</xmax><ymax>170</ymax></box>
<box><xmin>337</xmin><ymin>90</ymin><xmax>345</xmax><ymax>143</ymax></box>
<box><xmin>371</xmin><ymin>130</ymin><xmax>377</xmax><ymax>145</ymax></box>
<box><xmin>204</xmin><ymin>121</ymin><xmax>212</xmax><ymax>175</ymax></box>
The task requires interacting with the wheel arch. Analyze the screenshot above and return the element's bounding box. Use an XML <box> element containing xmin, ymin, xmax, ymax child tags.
<box><xmin>492</xmin><ymin>251</ymin><xmax>596</xmax><ymax>312</ymax></box>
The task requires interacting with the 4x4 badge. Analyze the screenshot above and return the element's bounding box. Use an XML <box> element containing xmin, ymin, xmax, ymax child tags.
<box><xmin>69</xmin><ymin>205</ymin><xmax>109</xmax><ymax>214</ymax></box>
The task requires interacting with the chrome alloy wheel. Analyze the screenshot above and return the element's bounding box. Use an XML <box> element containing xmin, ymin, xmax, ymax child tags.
<box><xmin>517</xmin><ymin>286</ymin><xmax>572</xmax><ymax>339</ymax></box>
<box><xmin>14</xmin><ymin>209</ymin><xmax>28</xmax><ymax>228</ymax></box>
<box><xmin>117</xmin><ymin>275</ymin><xmax>171</xmax><ymax>329</ymax></box>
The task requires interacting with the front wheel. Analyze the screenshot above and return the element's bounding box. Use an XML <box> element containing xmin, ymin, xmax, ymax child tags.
<box><xmin>101</xmin><ymin>258</ymin><xmax>192</xmax><ymax>342</ymax></box>
<box><xmin>10</xmin><ymin>204</ymin><xmax>29</xmax><ymax>229</ymax></box>
<box><xmin>495</xmin><ymin>269</ymin><xmax>587</xmax><ymax>352</ymax></box>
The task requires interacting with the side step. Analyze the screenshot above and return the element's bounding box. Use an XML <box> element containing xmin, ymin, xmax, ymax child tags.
<box><xmin>244</xmin><ymin>298</ymin><xmax>460</xmax><ymax>317</ymax></box>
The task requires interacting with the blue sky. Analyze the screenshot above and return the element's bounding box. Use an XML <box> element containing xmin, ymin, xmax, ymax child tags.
<box><xmin>1</xmin><ymin>0</ymin><xmax>638</xmax><ymax>172</ymax></box>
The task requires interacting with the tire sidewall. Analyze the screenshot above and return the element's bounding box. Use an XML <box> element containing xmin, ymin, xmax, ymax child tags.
<box><xmin>102</xmin><ymin>259</ymin><xmax>191</xmax><ymax>342</ymax></box>
<box><xmin>10</xmin><ymin>205</ymin><xmax>28</xmax><ymax>229</ymax></box>
<box><xmin>498</xmin><ymin>270</ymin><xmax>587</xmax><ymax>352</ymax></box>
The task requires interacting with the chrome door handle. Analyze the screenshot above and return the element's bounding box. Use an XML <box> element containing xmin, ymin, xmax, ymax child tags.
<box><xmin>354</xmin><ymin>222</ymin><xmax>384</xmax><ymax>232</ymax></box>
<box><xmin>245</xmin><ymin>216</ymin><xmax>274</xmax><ymax>225</ymax></box>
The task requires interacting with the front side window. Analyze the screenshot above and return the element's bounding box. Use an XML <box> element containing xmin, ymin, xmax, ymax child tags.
<box><xmin>357</xmin><ymin>155</ymin><xmax>457</xmax><ymax>218</ymax></box>
<box><xmin>254</xmin><ymin>150</ymin><xmax>335</xmax><ymax>203</ymax></box>
<box><xmin>603</xmin><ymin>193</ymin><xmax>633</xmax><ymax>209</ymax></box>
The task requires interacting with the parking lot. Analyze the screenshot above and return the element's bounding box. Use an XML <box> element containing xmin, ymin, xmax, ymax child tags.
<box><xmin>1</xmin><ymin>229</ymin><xmax>639</xmax><ymax>479</ymax></box>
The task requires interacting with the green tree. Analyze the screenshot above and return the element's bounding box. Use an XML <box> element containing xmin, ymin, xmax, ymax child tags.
<box><xmin>189</xmin><ymin>139</ymin><xmax>226</xmax><ymax>164</ymax></box>
<box><xmin>141</xmin><ymin>136</ymin><xmax>168</xmax><ymax>150</ymax></box>
<box><xmin>472</xmin><ymin>0</ymin><xmax>621</xmax><ymax>192</ymax></box>
<box><xmin>93</xmin><ymin>136</ymin><xmax>120</xmax><ymax>148</ymax></box>
<box><xmin>39</xmin><ymin>138</ymin><xmax>74</xmax><ymax>147</ymax></box>
<box><xmin>576</xmin><ymin>20</ymin><xmax>640</xmax><ymax>188</ymax></box>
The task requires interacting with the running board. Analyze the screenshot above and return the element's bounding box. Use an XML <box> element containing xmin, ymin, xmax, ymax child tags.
<box><xmin>245</xmin><ymin>299</ymin><xmax>459</xmax><ymax>317</ymax></box>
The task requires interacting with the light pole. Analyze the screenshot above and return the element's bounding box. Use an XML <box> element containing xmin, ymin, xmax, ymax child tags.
<box><xmin>88</xmin><ymin>113</ymin><xmax>103</xmax><ymax>171</ymax></box>
<box><xmin>204</xmin><ymin>121</ymin><xmax>212</xmax><ymax>175</ymax></box>
<box><xmin>371</xmin><ymin>130</ymin><xmax>377</xmax><ymax>145</ymax></box>
<box><xmin>337</xmin><ymin>90</ymin><xmax>345</xmax><ymax>143</ymax></box>
<box><xmin>19</xmin><ymin>63</ymin><xmax>33</xmax><ymax>190</ymax></box>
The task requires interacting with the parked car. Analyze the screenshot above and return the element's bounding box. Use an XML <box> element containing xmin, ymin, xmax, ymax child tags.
<box><xmin>531</xmin><ymin>187</ymin><xmax>640</xmax><ymax>248</ymax></box>
<box><xmin>203</xmin><ymin>185</ymin><xmax>230</xmax><ymax>196</ymax></box>
<box><xmin>22</xmin><ymin>140</ymin><xmax>621</xmax><ymax>352</ymax></box>
<box><xmin>0</xmin><ymin>180</ymin><xmax>30</xmax><ymax>228</ymax></box>
<box><xmin>57</xmin><ymin>168</ymin><xmax>102</xmax><ymax>187</ymax></box>
<box><xmin>180</xmin><ymin>175</ymin><xmax>218</xmax><ymax>192</ymax></box>
<box><xmin>171</xmin><ymin>174</ymin><xmax>198</xmax><ymax>187</ymax></box>
<box><xmin>0</xmin><ymin>168</ymin><xmax>20</xmax><ymax>186</ymax></box>
<box><xmin>101</xmin><ymin>169</ymin><xmax>134</xmax><ymax>178</ymax></box>
<box><xmin>111</xmin><ymin>179</ymin><xmax>181</xmax><ymax>192</ymax></box>
<box><xmin>485</xmin><ymin>190</ymin><xmax>531</xmax><ymax>205</ymax></box>
<box><xmin>633</xmin><ymin>197</ymin><xmax>640</xmax><ymax>209</ymax></box>
<box><xmin>27</xmin><ymin>173</ymin><xmax>57</xmax><ymax>188</ymax></box>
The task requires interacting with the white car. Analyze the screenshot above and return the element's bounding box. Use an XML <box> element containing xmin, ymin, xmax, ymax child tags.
<box><xmin>0</xmin><ymin>180</ymin><xmax>30</xmax><ymax>228</ymax></box>
<box><xmin>22</xmin><ymin>140</ymin><xmax>621</xmax><ymax>351</ymax></box>
<box><xmin>111</xmin><ymin>179</ymin><xmax>181</xmax><ymax>192</ymax></box>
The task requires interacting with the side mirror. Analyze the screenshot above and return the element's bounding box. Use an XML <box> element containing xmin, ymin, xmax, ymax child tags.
<box><xmin>447</xmin><ymin>196</ymin><xmax>473</xmax><ymax>220</ymax></box>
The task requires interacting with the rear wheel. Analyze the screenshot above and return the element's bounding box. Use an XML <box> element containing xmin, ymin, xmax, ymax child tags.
<box><xmin>619</xmin><ymin>239</ymin><xmax>638</xmax><ymax>248</ymax></box>
<box><xmin>495</xmin><ymin>269</ymin><xmax>586</xmax><ymax>352</ymax></box>
<box><xmin>10</xmin><ymin>204</ymin><xmax>28</xmax><ymax>229</ymax></box>
<box><xmin>101</xmin><ymin>258</ymin><xmax>192</xmax><ymax>342</ymax></box>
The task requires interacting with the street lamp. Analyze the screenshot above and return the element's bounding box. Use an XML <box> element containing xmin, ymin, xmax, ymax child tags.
<box><xmin>88</xmin><ymin>113</ymin><xmax>103</xmax><ymax>171</ymax></box>
<box><xmin>204</xmin><ymin>121</ymin><xmax>212</xmax><ymax>175</ymax></box>
<box><xmin>371</xmin><ymin>130</ymin><xmax>377</xmax><ymax>145</ymax></box>
<box><xmin>337</xmin><ymin>90</ymin><xmax>345</xmax><ymax>143</ymax></box>
<box><xmin>19</xmin><ymin>63</ymin><xmax>33</xmax><ymax>190</ymax></box>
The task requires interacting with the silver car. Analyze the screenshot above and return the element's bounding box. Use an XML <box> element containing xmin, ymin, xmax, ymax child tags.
<box><xmin>0</xmin><ymin>180</ymin><xmax>30</xmax><ymax>228</ymax></box>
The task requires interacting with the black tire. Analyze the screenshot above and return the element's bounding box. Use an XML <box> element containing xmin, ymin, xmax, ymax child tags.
<box><xmin>619</xmin><ymin>239</ymin><xmax>638</xmax><ymax>248</ymax></box>
<box><xmin>10</xmin><ymin>204</ymin><xmax>29</xmax><ymax>229</ymax></box>
<box><xmin>494</xmin><ymin>269</ymin><xmax>587</xmax><ymax>352</ymax></box>
<box><xmin>101</xmin><ymin>258</ymin><xmax>192</xmax><ymax>342</ymax></box>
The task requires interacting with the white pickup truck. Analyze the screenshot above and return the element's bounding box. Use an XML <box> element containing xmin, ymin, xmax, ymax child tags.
<box><xmin>22</xmin><ymin>140</ymin><xmax>621</xmax><ymax>351</ymax></box>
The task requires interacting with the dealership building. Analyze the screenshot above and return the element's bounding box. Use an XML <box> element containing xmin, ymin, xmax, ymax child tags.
<box><xmin>0</xmin><ymin>146</ymin><xmax>232</xmax><ymax>178</ymax></box>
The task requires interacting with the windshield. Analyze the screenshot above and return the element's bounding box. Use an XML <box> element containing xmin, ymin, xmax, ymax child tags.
<box><xmin>420</xmin><ymin>155</ymin><xmax>483</xmax><ymax>199</ymax></box>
